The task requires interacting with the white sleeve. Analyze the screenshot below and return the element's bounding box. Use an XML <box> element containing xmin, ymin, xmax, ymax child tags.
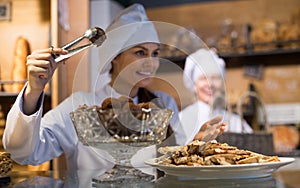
<box><xmin>2</xmin><ymin>85</ymin><xmax>78</xmax><ymax>165</ymax></box>
<box><xmin>178</xmin><ymin>104</ymin><xmax>205</xmax><ymax>145</ymax></box>
<box><xmin>2</xmin><ymin>85</ymin><xmax>44</xmax><ymax>163</ymax></box>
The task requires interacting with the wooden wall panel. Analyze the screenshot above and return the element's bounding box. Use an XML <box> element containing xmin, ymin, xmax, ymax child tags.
<box><xmin>226</xmin><ymin>65</ymin><xmax>300</xmax><ymax>104</ymax></box>
<box><xmin>146</xmin><ymin>0</ymin><xmax>300</xmax><ymax>104</ymax></box>
<box><xmin>147</xmin><ymin>0</ymin><xmax>300</xmax><ymax>39</ymax></box>
<box><xmin>56</xmin><ymin>0</ymin><xmax>90</xmax><ymax>102</ymax></box>
<box><xmin>0</xmin><ymin>0</ymin><xmax>50</xmax><ymax>92</ymax></box>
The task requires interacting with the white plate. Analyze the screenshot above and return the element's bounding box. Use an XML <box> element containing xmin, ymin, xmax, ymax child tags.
<box><xmin>145</xmin><ymin>157</ymin><xmax>295</xmax><ymax>179</ymax></box>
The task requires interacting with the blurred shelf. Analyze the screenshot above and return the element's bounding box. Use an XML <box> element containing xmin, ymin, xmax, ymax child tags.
<box><xmin>161</xmin><ymin>48</ymin><xmax>300</xmax><ymax>69</ymax></box>
<box><xmin>0</xmin><ymin>92</ymin><xmax>19</xmax><ymax>97</ymax></box>
<box><xmin>0</xmin><ymin>93</ymin><xmax>51</xmax><ymax>123</ymax></box>
<box><xmin>0</xmin><ymin>80</ymin><xmax>27</xmax><ymax>85</ymax></box>
<box><xmin>220</xmin><ymin>48</ymin><xmax>300</xmax><ymax>68</ymax></box>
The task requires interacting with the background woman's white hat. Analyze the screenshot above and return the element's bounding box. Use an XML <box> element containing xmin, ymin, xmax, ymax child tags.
<box><xmin>183</xmin><ymin>48</ymin><xmax>226</xmax><ymax>93</ymax></box>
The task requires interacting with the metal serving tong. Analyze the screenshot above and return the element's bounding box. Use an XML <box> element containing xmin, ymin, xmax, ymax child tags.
<box><xmin>53</xmin><ymin>27</ymin><xmax>106</xmax><ymax>63</ymax></box>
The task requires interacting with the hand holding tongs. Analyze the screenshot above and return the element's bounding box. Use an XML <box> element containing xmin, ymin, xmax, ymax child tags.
<box><xmin>53</xmin><ymin>27</ymin><xmax>106</xmax><ymax>63</ymax></box>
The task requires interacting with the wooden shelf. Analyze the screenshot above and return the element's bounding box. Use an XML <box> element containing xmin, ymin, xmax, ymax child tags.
<box><xmin>220</xmin><ymin>48</ymin><xmax>300</xmax><ymax>68</ymax></box>
<box><xmin>161</xmin><ymin>48</ymin><xmax>300</xmax><ymax>69</ymax></box>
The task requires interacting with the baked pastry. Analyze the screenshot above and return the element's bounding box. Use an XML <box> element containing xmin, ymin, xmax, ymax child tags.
<box><xmin>156</xmin><ymin>140</ymin><xmax>280</xmax><ymax>166</ymax></box>
<box><xmin>100</xmin><ymin>96</ymin><xmax>162</xmax><ymax>138</ymax></box>
<box><xmin>11</xmin><ymin>36</ymin><xmax>30</xmax><ymax>92</ymax></box>
<box><xmin>101</xmin><ymin>97</ymin><xmax>121</xmax><ymax>109</ymax></box>
<box><xmin>277</xmin><ymin>23</ymin><xmax>300</xmax><ymax>49</ymax></box>
<box><xmin>250</xmin><ymin>19</ymin><xmax>278</xmax><ymax>51</ymax></box>
<box><xmin>272</xmin><ymin>125</ymin><xmax>300</xmax><ymax>154</ymax></box>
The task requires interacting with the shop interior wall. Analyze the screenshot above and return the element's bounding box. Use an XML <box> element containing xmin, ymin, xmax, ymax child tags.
<box><xmin>1</xmin><ymin>0</ymin><xmax>299</xmax><ymax>106</ymax></box>
<box><xmin>0</xmin><ymin>0</ymin><xmax>51</xmax><ymax>170</ymax></box>
<box><xmin>147</xmin><ymin>0</ymin><xmax>300</xmax><ymax>42</ymax></box>
<box><xmin>146</xmin><ymin>0</ymin><xmax>300</xmax><ymax>105</ymax></box>
<box><xmin>0</xmin><ymin>0</ymin><xmax>50</xmax><ymax>92</ymax></box>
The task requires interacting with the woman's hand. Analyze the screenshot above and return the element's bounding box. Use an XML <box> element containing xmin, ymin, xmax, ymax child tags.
<box><xmin>23</xmin><ymin>47</ymin><xmax>68</xmax><ymax>115</ymax></box>
<box><xmin>26</xmin><ymin>48</ymin><xmax>67</xmax><ymax>93</ymax></box>
<box><xmin>193</xmin><ymin>116</ymin><xmax>226</xmax><ymax>141</ymax></box>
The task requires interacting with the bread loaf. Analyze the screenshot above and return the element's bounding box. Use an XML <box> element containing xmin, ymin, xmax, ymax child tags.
<box><xmin>278</xmin><ymin>23</ymin><xmax>300</xmax><ymax>49</ymax></box>
<box><xmin>272</xmin><ymin>125</ymin><xmax>300</xmax><ymax>154</ymax></box>
<box><xmin>11</xmin><ymin>36</ymin><xmax>30</xmax><ymax>92</ymax></box>
<box><xmin>250</xmin><ymin>19</ymin><xmax>278</xmax><ymax>51</ymax></box>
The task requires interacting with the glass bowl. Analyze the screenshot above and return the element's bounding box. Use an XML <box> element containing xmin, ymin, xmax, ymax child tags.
<box><xmin>70</xmin><ymin>104</ymin><xmax>173</xmax><ymax>166</ymax></box>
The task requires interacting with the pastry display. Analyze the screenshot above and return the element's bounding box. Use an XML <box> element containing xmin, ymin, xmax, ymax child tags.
<box><xmin>98</xmin><ymin>96</ymin><xmax>167</xmax><ymax>139</ymax></box>
<box><xmin>277</xmin><ymin>23</ymin><xmax>300</xmax><ymax>49</ymax></box>
<box><xmin>250</xmin><ymin>19</ymin><xmax>278</xmax><ymax>51</ymax></box>
<box><xmin>156</xmin><ymin>140</ymin><xmax>279</xmax><ymax>166</ymax></box>
<box><xmin>70</xmin><ymin>96</ymin><xmax>173</xmax><ymax>143</ymax></box>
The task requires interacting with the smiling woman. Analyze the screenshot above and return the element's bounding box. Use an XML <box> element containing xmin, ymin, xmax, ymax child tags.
<box><xmin>3</xmin><ymin>3</ymin><xmax>186</xmax><ymax>174</ymax></box>
<box><xmin>110</xmin><ymin>43</ymin><xmax>161</xmax><ymax>98</ymax></box>
<box><xmin>3</xmin><ymin>4</ymin><xmax>226</xmax><ymax>183</ymax></box>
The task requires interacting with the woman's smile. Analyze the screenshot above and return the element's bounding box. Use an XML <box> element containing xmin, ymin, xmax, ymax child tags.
<box><xmin>136</xmin><ymin>69</ymin><xmax>155</xmax><ymax>76</ymax></box>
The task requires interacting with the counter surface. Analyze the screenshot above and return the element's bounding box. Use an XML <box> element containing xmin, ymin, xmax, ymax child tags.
<box><xmin>2</xmin><ymin>157</ymin><xmax>300</xmax><ymax>188</ymax></box>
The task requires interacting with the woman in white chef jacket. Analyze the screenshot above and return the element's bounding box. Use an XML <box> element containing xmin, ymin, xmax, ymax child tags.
<box><xmin>3</xmin><ymin>3</ymin><xmax>226</xmax><ymax>178</ymax></box>
<box><xmin>180</xmin><ymin>49</ymin><xmax>252</xmax><ymax>145</ymax></box>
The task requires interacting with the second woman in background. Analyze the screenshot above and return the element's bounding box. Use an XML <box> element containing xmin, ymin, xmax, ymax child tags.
<box><xmin>180</xmin><ymin>49</ymin><xmax>252</xmax><ymax>144</ymax></box>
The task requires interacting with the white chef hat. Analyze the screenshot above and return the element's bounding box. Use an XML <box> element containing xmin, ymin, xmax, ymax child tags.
<box><xmin>97</xmin><ymin>3</ymin><xmax>160</xmax><ymax>75</ymax></box>
<box><xmin>183</xmin><ymin>48</ymin><xmax>226</xmax><ymax>93</ymax></box>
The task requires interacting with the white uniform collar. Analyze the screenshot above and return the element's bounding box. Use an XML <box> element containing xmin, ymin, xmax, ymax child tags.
<box><xmin>95</xmin><ymin>83</ymin><xmax>123</xmax><ymax>100</ymax></box>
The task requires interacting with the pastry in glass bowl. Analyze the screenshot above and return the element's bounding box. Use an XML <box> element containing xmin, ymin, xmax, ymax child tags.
<box><xmin>70</xmin><ymin>96</ymin><xmax>173</xmax><ymax>144</ymax></box>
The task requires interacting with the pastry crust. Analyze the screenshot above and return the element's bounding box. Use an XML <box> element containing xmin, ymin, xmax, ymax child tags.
<box><xmin>156</xmin><ymin>140</ymin><xmax>280</xmax><ymax>166</ymax></box>
<box><xmin>272</xmin><ymin>125</ymin><xmax>300</xmax><ymax>153</ymax></box>
<box><xmin>11</xmin><ymin>36</ymin><xmax>30</xmax><ymax>92</ymax></box>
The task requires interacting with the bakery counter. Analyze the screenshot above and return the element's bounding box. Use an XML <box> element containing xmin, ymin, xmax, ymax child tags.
<box><xmin>1</xmin><ymin>157</ymin><xmax>300</xmax><ymax>188</ymax></box>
